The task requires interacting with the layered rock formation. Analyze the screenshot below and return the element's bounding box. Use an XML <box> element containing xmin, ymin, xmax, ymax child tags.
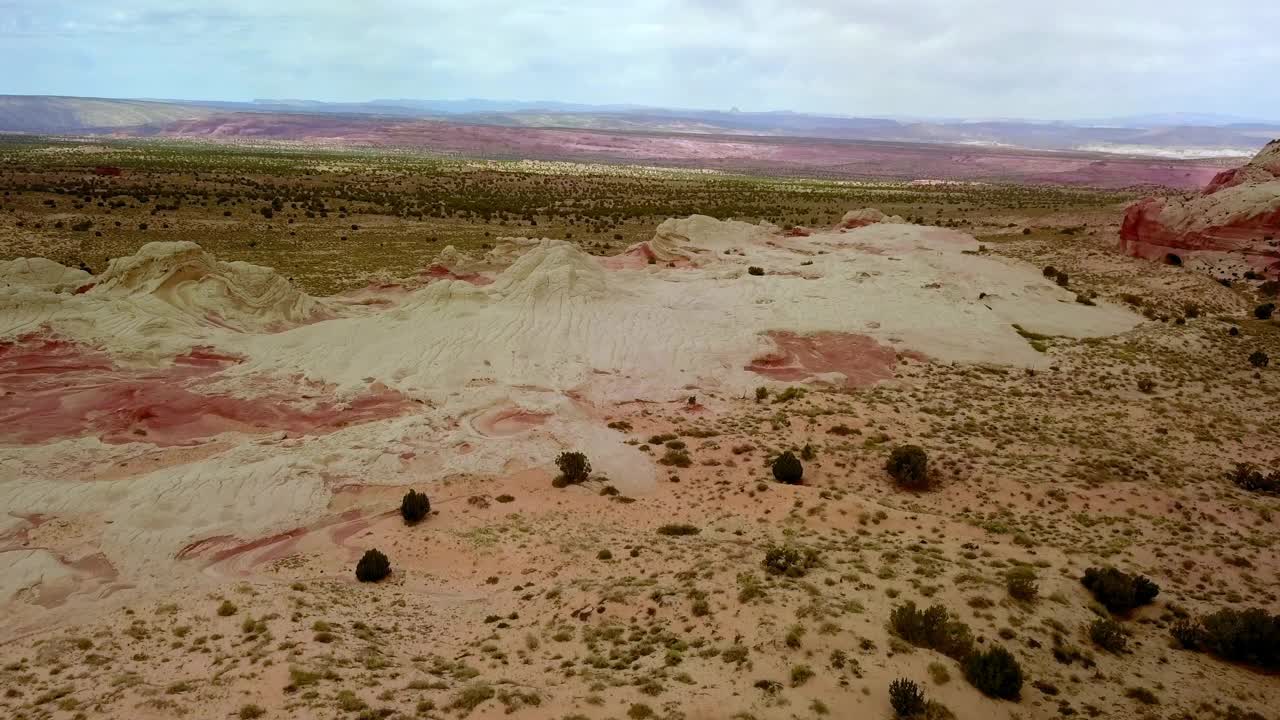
<box><xmin>1119</xmin><ymin>140</ymin><xmax>1280</xmax><ymax>276</ymax></box>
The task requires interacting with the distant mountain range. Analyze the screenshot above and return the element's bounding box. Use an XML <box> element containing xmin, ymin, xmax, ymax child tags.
<box><xmin>1</xmin><ymin>94</ymin><xmax>1276</xmax><ymax>161</ymax></box>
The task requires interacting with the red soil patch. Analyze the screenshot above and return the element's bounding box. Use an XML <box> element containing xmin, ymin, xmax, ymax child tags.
<box><xmin>420</xmin><ymin>264</ymin><xmax>493</xmax><ymax>285</ymax></box>
<box><xmin>177</xmin><ymin>509</ymin><xmax>376</xmax><ymax>573</ymax></box>
<box><xmin>746</xmin><ymin>331</ymin><xmax>898</xmax><ymax>387</ymax></box>
<box><xmin>598</xmin><ymin>243</ymin><xmax>657</xmax><ymax>270</ymax></box>
<box><xmin>472</xmin><ymin>406</ymin><xmax>551</xmax><ymax>437</ymax></box>
<box><xmin>0</xmin><ymin>335</ymin><xmax>410</xmax><ymax>446</ymax></box>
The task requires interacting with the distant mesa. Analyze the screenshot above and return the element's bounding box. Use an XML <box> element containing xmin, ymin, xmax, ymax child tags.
<box><xmin>1119</xmin><ymin>139</ymin><xmax>1280</xmax><ymax>277</ymax></box>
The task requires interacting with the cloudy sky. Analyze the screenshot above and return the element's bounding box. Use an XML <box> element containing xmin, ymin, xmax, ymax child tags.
<box><xmin>3</xmin><ymin>0</ymin><xmax>1278</xmax><ymax>120</ymax></box>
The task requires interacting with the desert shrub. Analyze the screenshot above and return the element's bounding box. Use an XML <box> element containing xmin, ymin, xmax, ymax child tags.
<box><xmin>1137</xmin><ymin>377</ymin><xmax>1155</xmax><ymax>393</ymax></box>
<box><xmin>1089</xmin><ymin>617</ymin><xmax>1127</xmax><ymax>653</ymax></box>
<box><xmin>1125</xmin><ymin>687</ymin><xmax>1159</xmax><ymax>705</ymax></box>
<box><xmin>763</xmin><ymin>544</ymin><xmax>820</xmax><ymax>577</ymax></box>
<box><xmin>1081</xmin><ymin>566</ymin><xmax>1159</xmax><ymax>614</ymax></box>
<box><xmin>659</xmin><ymin>448</ymin><xmax>692</xmax><ymax>467</ymax></box>
<box><xmin>1254</xmin><ymin>303</ymin><xmax>1275</xmax><ymax>320</ymax></box>
<box><xmin>356</xmin><ymin>549</ymin><xmax>391</xmax><ymax>583</ymax></box>
<box><xmin>400</xmin><ymin>489</ymin><xmax>430</xmax><ymax>524</ymax></box>
<box><xmin>1170</xmin><ymin>618</ymin><xmax>1205</xmax><ymax>649</ymax></box>
<box><xmin>1183</xmin><ymin>302</ymin><xmax>1199</xmax><ymax>318</ymax></box>
<box><xmin>772</xmin><ymin>451</ymin><xmax>803</xmax><ymax>484</ymax></box>
<box><xmin>1005</xmin><ymin>566</ymin><xmax>1038</xmax><ymax>602</ymax></box>
<box><xmin>747</xmin><ymin>266</ymin><xmax>764</xmax><ymax>276</ymax></box>
<box><xmin>963</xmin><ymin>646</ymin><xmax>1023</xmax><ymax>700</ymax></box>
<box><xmin>1229</xmin><ymin>463</ymin><xmax>1280</xmax><ymax>494</ymax></box>
<box><xmin>656</xmin><ymin>523</ymin><xmax>701</xmax><ymax>536</ymax></box>
<box><xmin>755</xmin><ymin>386</ymin><xmax>768</xmax><ymax>402</ymax></box>
<box><xmin>889</xmin><ymin>602</ymin><xmax>974</xmax><ymax>661</ymax></box>
<box><xmin>889</xmin><ymin>678</ymin><xmax>926</xmax><ymax>717</ymax></box>
<box><xmin>772</xmin><ymin>387</ymin><xmax>804</xmax><ymax>403</ymax></box>
<box><xmin>1173</xmin><ymin>607</ymin><xmax>1280</xmax><ymax>669</ymax></box>
<box><xmin>450</xmin><ymin>683</ymin><xmax>495</xmax><ymax>712</ymax></box>
<box><xmin>1042</xmin><ymin>265</ymin><xmax>1057</xmax><ymax>277</ymax></box>
<box><xmin>886</xmin><ymin>445</ymin><xmax>929</xmax><ymax>490</ymax></box>
<box><xmin>1055</xmin><ymin>270</ymin><xmax>1069</xmax><ymax>287</ymax></box>
<box><xmin>554</xmin><ymin>451</ymin><xmax>591</xmax><ymax>486</ymax></box>
<box><xmin>1249</xmin><ymin>350</ymin><xmax>1269</xmax><ymax>368</ymax></box>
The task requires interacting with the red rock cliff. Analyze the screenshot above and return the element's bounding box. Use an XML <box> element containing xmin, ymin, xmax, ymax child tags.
<box><xmin>1119</xmin><ymin>139</ymin><xmax>1280</xmax><ymax>277</ymax></box>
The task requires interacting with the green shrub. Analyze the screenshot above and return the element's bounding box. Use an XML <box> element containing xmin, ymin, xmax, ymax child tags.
<box><xmin>763</xmin><ymin>544</ymin><xmax>820</xmax><ymax>577</ymax></box>
<box><xmin>554</xmin><ymin>451</ymin><xmax>591</xmax><ymax>486</ymax></box>
<box><xmin>1173</xmin><ymin>607</ymin><xmax>1280</xmax><ymax>669</ymax></box>
<box><xmin>1005</xmin><ymin>566</ymin><xmax>1038</xmax><ymax>602</ymax></box>
<box><xmin>889</xmin><ymin>678</ymin><xmax>925</xmax><ymax>717</ymax></box>
<box><xmin>1250</xmin><ymin>350</ymin><xmax>1270</xmax><ymax>368</ymax></box>
<box><xmin>400</xmin><ymin>489</ymin><xmax>430</xmax><ymax>524</ymax></box>
<box><xmin>963</xmin><ymin>646</ymin><xmax>1023</xmax><ymax>700</ymax></box>
<box><xmin>1089</xmin><ymin>617</ymin><xmax>1127</xmax><ymax>653</ymax></box>
<box><xmin>449</xmin><ymin>682</ymin><xmax>495</xmax><ymax>712</ymax></box>
<box><xmin>1080</xmin><ymin>566</ymin><xmax>1158</xmax><ymax>614</ymax></box>
<box><xmin>656</xmin><ymin>523</ymin><xmax>701</xmax><ymax>536</ymax></box>
<box><xmin>1170</xmin><ymin>618</ymin><xmax>1205</xmax><ymax>649</ymax></box>
<box><xmin>1228</xmin><ymin>463</ymin><xmax>1280</xmax><ymax>494</ymax></box>
<box><xmin>889</xmin><ymin>602</ymin><xmax>974</xmax><ymax>661</ymax></box>
<box><xmin>886</xmin><ymin>445</ymin><xmax>929</xmax><ymax>490</ymax></box>
<box><xmin>1125</xmin><ymin>687</ymin><xmax>1159</xmax><ymax>705</ymax></box>
<box><xmin>659</xmin><ymin>448</ymin><xmax>692</xmax><ymax>467</ymax></box>
<box><xmin>772</xmin><ymin>451</ymin><xmax>803</xmax><ymax>484</ymax></box>
<box><xmin>356</xmin><ymin>549</ymin><xmax>391</xmax><ymax>583</ymax></box>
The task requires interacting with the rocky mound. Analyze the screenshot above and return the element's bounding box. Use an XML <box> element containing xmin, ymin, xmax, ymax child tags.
<box><xmin>0</xmin><ymin>258</ymin><xmax>91</xmax><ymax>293</ymax></box>
<box><xmin>646</xmin><ymin>215</ymin><xmax>777</xmax><ymax>263</ymax></box>
<box><xmin>841</xmin><ymin>208</ymin><xmax>906</xmax><ymax>228</ymax></box>
<box><xmin>1120</xmin><ymin>139</ymin><xmax>1280</xmax><ymax>276</ymax></box>
<box><xmin>0</xmin><ymin>243</ymin><xmax>331</xmax><ymax>362</ymax></box>
<box><xmin>89</xmin><ymin>241</ymin><xmax>328</xmax><ymax>331</ymax></box>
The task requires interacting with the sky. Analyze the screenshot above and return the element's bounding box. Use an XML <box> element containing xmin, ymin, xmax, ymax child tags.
<box><xmin>2</xmin><ymin>0</ymin><xmax>1278</xmax><ymax>121</ymax></box>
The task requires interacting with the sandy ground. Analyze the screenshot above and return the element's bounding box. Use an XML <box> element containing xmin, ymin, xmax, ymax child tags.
<box><xmin>2</xmin><ymin>212</ymin><xmax>1279</xmax><ymax>720</ymax></box>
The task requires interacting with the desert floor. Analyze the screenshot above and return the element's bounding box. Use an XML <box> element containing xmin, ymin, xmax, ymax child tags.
<box><xmin>2</xmin><ymin>142</ymin><xmax>1277</xmax><ymax>720</ymax></box>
